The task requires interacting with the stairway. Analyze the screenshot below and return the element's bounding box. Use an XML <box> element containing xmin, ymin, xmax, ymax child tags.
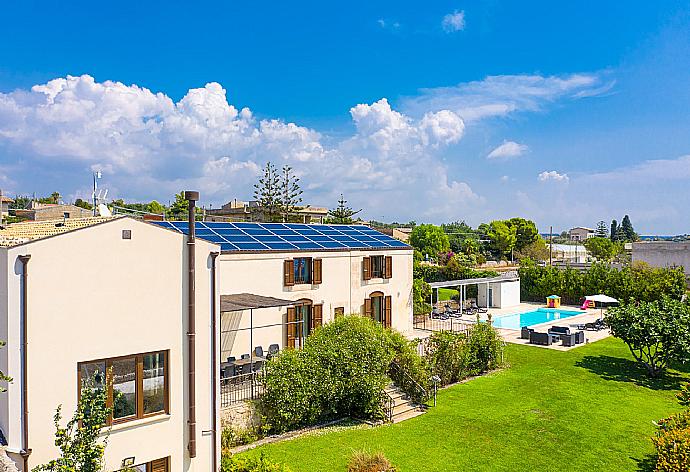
<box><xmin>383</xmin><ymin>384</ymin><xmax>426</xmax><ymax>423</ymax></box>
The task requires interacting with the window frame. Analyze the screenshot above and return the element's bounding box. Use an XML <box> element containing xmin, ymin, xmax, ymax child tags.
<box><xmin>77</xmin><ymin>350</ymin><xmax>170</xmax><ymax>426</ymax></box>
<box><xmin>293</xmin><ymin>257</ymin><xmax>313</xmax><ymax>284</ymax></box>
<box><xmin>370</xmin><ymin>255</ymin><xmax>385</xmax><ymax>278</ymax></box>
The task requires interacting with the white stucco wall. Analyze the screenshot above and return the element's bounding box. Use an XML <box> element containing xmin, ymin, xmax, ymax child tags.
<box><xmin>217</xmin><ymin>248</ymin><xmax>413</xmax><ymax>360</ymax></box>
<box><xmin>1</xmin><ymin>218</ymin><xmax>219</xmax><ymax>472</ymax></box>
<box><xmin>632</xmin><ymin>242</ymin><xmax>690</xmax><ymax>280</ymax></box>
<box><xmin>476</xmin><ymin>280</ymin><xmax>521</xmax><ymax>308</ymax></box>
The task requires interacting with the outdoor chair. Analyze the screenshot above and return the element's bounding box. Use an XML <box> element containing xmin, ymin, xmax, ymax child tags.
<box><xmin>267</xmin><ymin>344</ymin><xmax>279</xmax><ymax>359</ymax></box>
<box><xmin>575</xmin><ymin>331</ymin><xmax>585</xmax><ymax>344</ymax></box>
<box><xmin>227</xmin><ymin>356</ymin><xmax>236</xmax><ymax>364</ymax></box>
<box><xmin>222</xmin><ymin>364</ymin><xmax>236</xmax><ymax>379</ymax></box>
<box><xmin>528</xmin><ymin>331</ymin><xmax>552</xmax><ymax>346</ymax></box>
<box><xmin>520</xmin><ymin>327</ymin><xmax>534</xmax><ymax>340</ymax></box>
<box><xmin>253</xmin><ymin>360</ymin><xmax>264</xmax><ymax>372</ymax></box>
<box><xmin>579</xmin><ymin>319</ymin><xmax>605</xmax><ymax>331</ymax></box>
<box><xmin>254</xmin><ymin>346</ymin><xmax>264</xmax><ymax>358</ymax></box>
<box><xmin>240</xmin><ymin>353</ymin><xmax>250</xmax><ymax>360</ymax></box>
<box><xmin>561</xmin><ymin>334</ymin><xmax>577</xmax><ymax>347</ymax></box>
<box><xmin>234</xmin><ymin>364</ymin><xmax>246</xmax><ymax>376</ymax></box>
<box><xmin>547</xmin><ymin>326</ymin><xmax>570</xmax><ymax>338</ymax></box>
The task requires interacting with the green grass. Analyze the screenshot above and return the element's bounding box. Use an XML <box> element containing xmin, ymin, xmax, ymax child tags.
<box><xmin>239</xmin><ymin>338</ymin><xmax>689</xmax><ymax>471</ymax></box>
<box><xmin>437</xmin><ymin>287</ymin><xmax>458</xmax><ymax>301</ymax></box>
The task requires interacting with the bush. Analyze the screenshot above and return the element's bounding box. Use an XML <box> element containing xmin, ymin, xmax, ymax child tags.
<box><xmin>261</xmin><ymin>316</ymin><xmax>395</xmax><ymax>433</ymax></box>
<box><xmin>388</xmin><ymin>330</ymin><xmax>431</xmax><ymax>402</ymax></box>
<box><xmin>221</xmin><ymin>425</ymin><xmax>262</xmax><ymax>449</ymax></box>
<box><xmin>423</xmin><ymin>324</ymin><xmax>504</xmax><ymax>386</ymax></box>
<box><xmin>653</xmin><ymin>410</ymin><xmax>690</xmax><ymax>471</ymax></box>
<box><xmin>221</xmin><ymin>453</ymin><xmax>292</xmax><ymax>472</ymax></box>
<box><xmin>347</xmin><ymin>451</ymin><xmax>397</xmax><ymax>472</ymax></box>
<box><xmin>519</xmin><ymin>260</ymin><xmax>686</xmax><ymax>305</ymax></box>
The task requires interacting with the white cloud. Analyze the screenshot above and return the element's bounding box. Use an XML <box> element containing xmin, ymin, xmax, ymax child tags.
<box><xmin>442</xmin><ymin>10</ymin><xmax>465</xmax><ymax>32</ymax></box>
<box><xmin>402</xmin><ymin>73</ymin><xmax>614</xmax><ymax>122</ymax></box>
<box><xmin>487</xmin><ymin>141</ymin><xmax>528</xmax><ymax>160</ymax></box>
<box><xmin>0</xmin><ymin>75</ymin><xmax>475</xmax><ymax>222</ymax></box>
<box><xmin>377</xmin><ymin>19</ymin><xmax>400</xmax><ymax>30</ymax></box>
<box><xmin>500</xmin><ymin>175</ymin><xmax>510</xmax><ymax>182</ymax></box>
<box><xmin>538</xmin><ymin>170</ymin><xmax>569</xmax><ymax>183</ymax></box>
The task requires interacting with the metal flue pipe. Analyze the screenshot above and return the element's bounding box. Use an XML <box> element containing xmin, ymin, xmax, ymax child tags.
<box><xmin>184</xmin><ymin>190</ymin><xmax>199</xmax><ymax>458</ymax></box>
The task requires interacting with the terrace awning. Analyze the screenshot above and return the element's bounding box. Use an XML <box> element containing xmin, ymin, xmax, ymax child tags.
<box><xmin>220</xmin><ymin>293</ymin><xmax>296</xmax><ymax>312</ymax></box>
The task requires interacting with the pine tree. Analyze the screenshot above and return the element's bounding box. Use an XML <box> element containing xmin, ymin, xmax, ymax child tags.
<box><xmin>610</xmin><ymin>220</ymin><xmax>619</xmax><ymax>241</ymax></box>
<box><xmin>279</xmin><ymin>165</ymin><xmax>303</xmax><ymax>223</ymax></box>
<box><xmin>253</xmin><ymin>162</ymin><xmax>281</xmax><ymax>222</ymax></box>
<box><xmin>328</xmin><ymin>194</ymin><xmax>361</xmax><ymax>224</ymax></box>
<box><xmin>621</xmin><ymin>215</ymin><xmax>637</xmax><ymax>242</ymax></box>
<box><xmin>595</xmin><ymin>220</ymin><xmax>609</xmax><ymax>238</ymax></box>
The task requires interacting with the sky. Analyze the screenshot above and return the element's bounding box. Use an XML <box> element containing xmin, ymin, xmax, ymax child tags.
<box><xmin>1</xmin><ymin>1</ymin><xmax>690</xmax><ymax>233</ymax></box>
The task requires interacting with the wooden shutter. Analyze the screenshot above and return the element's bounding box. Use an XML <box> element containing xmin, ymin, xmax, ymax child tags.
<box><xmin>362</xmin><ymin>257</ymin><xmax>371</xmax><ymax>280</ymax></box>
<box><xmin>151</xmin><ymin>458</ymin><xmax>169</xmax><ymax>472</ymax></box>
<box><xmin>364</xmin><ymin>298</ymin><xmax>372</xmax><ymax>318</ymax></box>
<box><xmin>384</xmin><ymin>296</ymin><xmax>392</xmax><ymax>328</ymax></box>
<box><xmin>312</xmin><ymin>259</ymin><xmax>322</xmax><ymax>284</ymax></box>
<box><xmin>384</xmin><ymin>256</ymin><xmax>393</xmax><ymax>279</ymax></box>
<box><xmin>283</xmin><ymin>259</ymin><xmax>295</xmax><ymax>286</ymax></box>
<box><xmin>286</xmin><ymin>307</ymin><xmax>296</xmax><ymax>348</ymax></box>
<box><xmin>312</xmin><ymin>304</ymin><xmax>323</xmax><ymax>330</ymax></box>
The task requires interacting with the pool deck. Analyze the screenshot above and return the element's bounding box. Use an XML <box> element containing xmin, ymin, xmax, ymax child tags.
<box><xmin>410</xmin><ymin>302</ymin><xmax>611</xmax><ymax>351</ymax></box>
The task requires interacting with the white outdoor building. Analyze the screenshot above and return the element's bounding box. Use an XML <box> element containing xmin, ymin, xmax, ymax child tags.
<box><xmin>0</xmin><ymin>215</ymin><xmax>220</xmax><ymax>472</ymax></box>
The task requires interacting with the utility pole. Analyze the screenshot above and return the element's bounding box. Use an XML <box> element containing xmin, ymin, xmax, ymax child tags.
<box><xmin>549</xmin><ymin>225</ymin><xmax>553</xmax><ymax>266</ymax></box>
<box><xmin>92</xmin><ymin>171</ymin><xmax>102</xmax><ymax>216</ymax></box>
<box><xmin>0</xmin><ymin>188</ymin><xmax>4</xmax><ymax>226</ymax></box>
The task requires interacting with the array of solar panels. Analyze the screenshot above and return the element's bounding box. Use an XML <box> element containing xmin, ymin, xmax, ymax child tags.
<box><xmin>152</xmin><ymin>221</ymin><xmax>410</xmax><ymax>252</ymax></box>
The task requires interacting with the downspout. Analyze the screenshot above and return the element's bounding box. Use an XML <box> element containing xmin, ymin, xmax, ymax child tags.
<box><xmin>184</xmin><ymin>191</ymin><xmax>199</xmax><ymax>459</ymax></box>
<box><xmin>210</xmin><ymin>251</ymin><xmax>220</xmax><ymax>472</ymax></box>
<box><xmin>18</xmin><ymin>255</ymin><xmax>31</xmax><ymax>471</ymax></box>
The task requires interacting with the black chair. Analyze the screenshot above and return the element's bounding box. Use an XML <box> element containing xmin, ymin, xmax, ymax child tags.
<box><xmin>267</xmin><ymin>344</ymin><xmax>279</xmax><ymax>359</ymax></box>
<box><xmin>254</xmin><ymin>346</ymin><xmax>264</xmax><ymax>358</ymax></box>
<box><xmin>222</xmin><ymin>364</ymin><xmax>235</xmax><ymax>378</ymax></box>
<box><xmin>547</xmin><ymin>326</ymin><xmax>570</xmax><ymax>338</ymax></box>
<box><xmin>234</xmin><ymin>363</ymin><xmax>246</xmax><ymax>376</ymax></box>
<box><xmin>520</xmin><ymin>327</ymin><xmax>534</xmax><ymax>340</ymax></box>
<box><xmin>575</xmin><ymin>331</ymin><xmax>585</xmax><ymax>344</ymax></box>
<box><xmin>528</xmin><ymin>331</ymin><xmax>552</xmax><ymax>346</ymax></box>
<box><xmin>240</xmin><ymin>353</ymin><xmax>250</xmax><ymax>360</ymax></box>
<box><xmin>227</xmin><ymin>356</ymin><xmax>236</xmax><ymax>364</ymax></box>
<box><xmin>253</xmin><ymin>360</ymin><xmax>264</xmax><ymax>372</ymax></box>
<box><xmin>561</xmin><ymin>334</ymin><xmax>577</xmax><ymax>347</ymax></box>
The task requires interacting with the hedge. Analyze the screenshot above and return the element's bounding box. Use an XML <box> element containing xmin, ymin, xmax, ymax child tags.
<box><xmin>653</xmin><ymin>410</ymin><xmax>690</xmax><ymax>471</ymax></box>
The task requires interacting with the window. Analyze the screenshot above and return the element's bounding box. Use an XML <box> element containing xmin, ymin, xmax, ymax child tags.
<box><xmin>362</xmin><ymin>256</ymin><xmax>392</xmax><ymax>280</ymax></box>
<box><xmin>79</xmin><ymin>350</ymin><xmax>169</xmax><ymax>425</ymax></box>
<box><xmin>364</xmin><ymin>292</ymin><xmax>392</xmax><ymax>328</ymax></box>
<box><xmin>118</xmin><ymin>457</ymin><xmax>169</xmax><ymax>472</ymax></box>
<box><xmin>371</xmin><ymin>256</ymin><xmax>384</xmax><ymax>278</ymax></box>
<box><xmin>294</xmin><ymin>257</ymin><xmax>312</xmax><ymax>284</ymax></box>
<box><xmin>286</xmin><ymin>300</ymin><xmax>323</xmax><ymax>349</ymax></box>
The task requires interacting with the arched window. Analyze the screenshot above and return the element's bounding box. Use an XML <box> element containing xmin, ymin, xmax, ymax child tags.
<box><xmin>364</xmin><ymin>291</ymin><xmax>392</xmax><ymax>328</ymax></box>
<box><xmin>286</xmin><ymin>299</ymin><xmax>323</xmax><ymax>349</ymax></box>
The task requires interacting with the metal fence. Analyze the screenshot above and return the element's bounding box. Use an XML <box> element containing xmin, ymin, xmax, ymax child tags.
<box><xmin>413</xmin><ymin>314</ymin><xmax>473</xmax><ymax>335</ymax></box>
<box><xmin>220</xmin><ymin>371</ymin><xmax>264</xmax><ymax>408</ymax></box>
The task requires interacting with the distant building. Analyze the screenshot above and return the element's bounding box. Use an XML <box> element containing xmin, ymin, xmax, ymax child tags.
<box><xmin>392</xmin><ymin>227</ymin><xmax>413</xmax><ymax>243</ymax></box>
<box><xmin>548</xmin><ymin>243</ymin><xmax>589</xmax><ymax>264</ymax></box>
<box><xmin>206</xmin><ymin>199</ymin><xmax>328</xmax><ymax>224</ymax></box>
<box><xmin>633</xmin><ymin>241</ymin><xmax>690</xmax><ymax>282</ymax></box>
<box><xmin>12</xmin><ymin>201</ymin><xmax>92</xmax><ymax>221</ymax></box>
<box><xmin>568</xmin><ymin>227</ymin><xmax>595</xmax><ymax>241</ymax></box>
<box><xmin>0</xmin><ymin>196</ymin><xmax>12</xmax><ymax>217</ymax></box>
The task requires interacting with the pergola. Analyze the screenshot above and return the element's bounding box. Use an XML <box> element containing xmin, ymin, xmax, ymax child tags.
<box><xmin>428</xmin><ymin>273</ymin><xmax>520</xmax><ymax>309</ymax></box>
<box><xmin>219</xmin><ymin>293</ymin><xmax>296</xmax><ymax>367</ymax></box>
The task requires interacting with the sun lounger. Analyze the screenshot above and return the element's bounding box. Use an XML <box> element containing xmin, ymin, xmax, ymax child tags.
<box><xmin>577</xmin><ymin>319</ymin><xmax>605</xmax><ymax>331</ymax></box>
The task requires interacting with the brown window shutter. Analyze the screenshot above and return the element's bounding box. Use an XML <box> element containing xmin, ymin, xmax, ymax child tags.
<box><xmin>362</xmin><ymin>256</ymin><xmax>371</xmax><ymax>280</ymax></box>
<box><xmin>284</xmin><ymin>259</ymin><xmax>295</xmax><ymax>286</ymax></box>
<box><xmin>151</xmin><ymin>457</ymin><xmax>169</xmax><ymax>472</ymax></box>
<box><xmin>364</xmin><ymin>298</ymin><xmax>372</xmax><ymax>318</ymax></box>
<box><xmin>384</xmin><ymin>256</ymin><xmax>393</xmax><ymax>279</ymax></box>
<box><xmin>312</xmin><ymin>259</ymin><xmax>322</xmax><ymax>284</ymax></box>
<box><xmin>312</xmin><ymin>304</ymin><xmax>323</xmax><ymax>330</ymax></box>
<box><xmin>286</xmin><ymin>307</ymin><xmax>296</xmax><ymax>348</ymax></box>
<box><xmin>384</xmin><ymin>296</ymin><xmax>392</xmax><ymax>328</ymax></box>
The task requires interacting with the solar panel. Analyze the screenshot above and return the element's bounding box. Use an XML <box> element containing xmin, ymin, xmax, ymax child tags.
<box><xmin>151</xmin><ymin>221</ymin><xmax>411</xmax><ymax>253</ymax></box>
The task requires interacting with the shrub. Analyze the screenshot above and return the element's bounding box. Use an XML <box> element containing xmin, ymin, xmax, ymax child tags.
<box><xmin>465</xmin><ymin>322</ymin><xmax>504</xmax><ymax>375</ymax></box>
<box><xmin>261</xmin><ymin>316</ymin><xmax>395</xmax><ymax>433</ymax></box>
<box><xmin>678</xmin><ymin>384</ymin><xmax>690</xmax><ymax>407</ymax></box>
<box><xmin>221</xmin><ymin>453</ymin><xmax>292</xmax><ymax>472</ymax></box>
<box><xmin>388</xmin><ymin>330</ymin><xmax>431</xmax><ymax>402</ymax></box>
<box><xmin>347</xmin><ymin>451</ymin><xmax>397</xmax><ymax>472</ymax></box>
<box><xmin>221</xmin><ymin>425</ymin><xmax>262</xmax><ymax>450</ymax></box>
<box><xmin>653</xmin><ymin>410</ymin><xmax>690</xmax><ymax>471</ymax></box>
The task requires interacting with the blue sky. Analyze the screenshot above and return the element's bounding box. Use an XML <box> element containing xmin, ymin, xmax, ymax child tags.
<box><xmin>1</xmin><ymin>1</ymin><xmax>690</xmax><ymax>233</ymax></box>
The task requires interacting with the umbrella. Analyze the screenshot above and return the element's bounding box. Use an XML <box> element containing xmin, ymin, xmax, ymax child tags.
<box><xmin>585</xmin><ymin>294</ymin><xmax>619</xmax><ymax>319</ymax></box>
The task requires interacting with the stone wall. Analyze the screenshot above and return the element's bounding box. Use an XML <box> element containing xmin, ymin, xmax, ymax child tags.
<box><xmin>221</xmin><ymin>401</ymin><xmax>261</xmax><ymax>432</ymax></box>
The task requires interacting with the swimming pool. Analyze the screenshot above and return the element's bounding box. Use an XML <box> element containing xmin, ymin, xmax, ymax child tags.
<box><xmin>492</xmin><ymin>308</ymin><xmax>583</xmax><ymax>330</ymax></box>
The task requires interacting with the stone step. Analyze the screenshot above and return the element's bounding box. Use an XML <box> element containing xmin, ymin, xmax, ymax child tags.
<box><xmin>392</xmin><ymin>401</ymin><xmax>417</xmax><ymax>417</ymax></box>
<box><xmin>392</xmin><ymin>408</ymin><xmax>426</xmax><ymax>424</ymax></box>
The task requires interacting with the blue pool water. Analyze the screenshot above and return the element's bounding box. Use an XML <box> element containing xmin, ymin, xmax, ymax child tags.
<box><xmin>492</xmin><ymin>308</ymin><xmax>583</xmax><ymax>330</ymax></box>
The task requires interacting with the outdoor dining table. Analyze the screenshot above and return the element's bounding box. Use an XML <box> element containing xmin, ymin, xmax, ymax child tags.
<box><xmin>224</xmin><ymin>356</ymin><xmax>266</xmax><ymax>375</ymax></box>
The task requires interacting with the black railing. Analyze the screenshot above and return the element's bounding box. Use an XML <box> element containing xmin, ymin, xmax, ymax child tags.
<box><xmin>220</xmin><ymin>371</ymin><xmax>264</xmax><ymax>408</ymax></box>
<box><xmin>413</xmin><ymin>313</ymin><xmax>472</xmax><ymax>335</ymax></box>
<box><xmin>389</xmin><ymin>361</ymin><xmax>428</xmax><ymax>404</ymax></box>
<box><xmin>380</xmin><ymin>390</ymin><xmax>394</xmax><ymax>423</ymax></box>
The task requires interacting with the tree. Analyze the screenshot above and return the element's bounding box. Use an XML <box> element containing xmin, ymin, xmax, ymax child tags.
<box><xmin>168</xmin><ymin>192</ymin><xmax>189</xmax><ymax>220</ymax></box>
<box><xmin>279</xmin><ymin>165</ymin><xmax>303</xmax><ymax>222</ymax></box>
<box><xmin>595</xmin><ymin>221</ymin><xmax>609</xmax><ymax>238</ymax></box>
<box><xmin>9</xmin><ymin>195</ymin><xmax>31</xmax><ymax>210</ymax></box>
<box><xmin>253</xmin><ymin>162</ymin><xmax>281</xmax><ymax>222</ymax></box>
<box><xmin>413</xmin><ymin>278</ymin><xmax>432</xmax><ymax>314</ymax></box>
<box><xmin>605</xmin><ymin>298</ymin><xmax>690</xmax><ymax>378</ymax></box>
<box><xmin>409</xmin><ymin>224</ymin><xmax>450</xmax><ymax>260</ymax></box>
<box><xmin>506</xmin><ymin>217</ymin><xmax>539</xmax><ymax>251</ymax></box>
<box><xmin>327</xmin><ymin>194</ymin><xmax>361</xmax><ymax>224</ymax></box>
<box><xmin>486</xmin><ymin>220</ymin><xmax>517</xmax><ymax>259</ymax></box>
<box><xmin>610</xmin><ymin>219</ymin><xmax>620</xmax><ymax>241</ymax></box>
<box><xmin>38</xmin><ymin>192</ymin><xmax>61</xmax><ymax>205</ymax></box>
<box><xmin>33</xmin><ymin>378</ymin><xmax>112</xmax><ymax>471</ymax></box>
<box><xmin>73</xmin><ymin>198</ymin><xmax>93</xmax><ymax>210</ymax></box>
<box><xmin>515</xmin><ymin>238</ymin><xmax>549</xmax><ymax>262</ymax></box>
<box><xmin>583</xmin><ymin>237</ymin><xmax>621</xmax><ymax>261</ymax></box>
<box><xmin>146</xmin><ymin>200</ymin><xmax>165</xmax><ymax>215</ymax></box>
<box><xmin>621</xmin><ymin>214</ymin><xmax>637</xmax><ymax>242</ymax></box>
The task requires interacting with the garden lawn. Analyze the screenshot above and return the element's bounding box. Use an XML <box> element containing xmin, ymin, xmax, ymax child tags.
<box><xmin>437</xmin><ymin>287</ymin><xmax>458</xmax><ymax>301</ymax></box>
<box><xmin>239</xmin><ymin>337</ymin><xmax>689</xmax><ymax>471</ymax></box>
